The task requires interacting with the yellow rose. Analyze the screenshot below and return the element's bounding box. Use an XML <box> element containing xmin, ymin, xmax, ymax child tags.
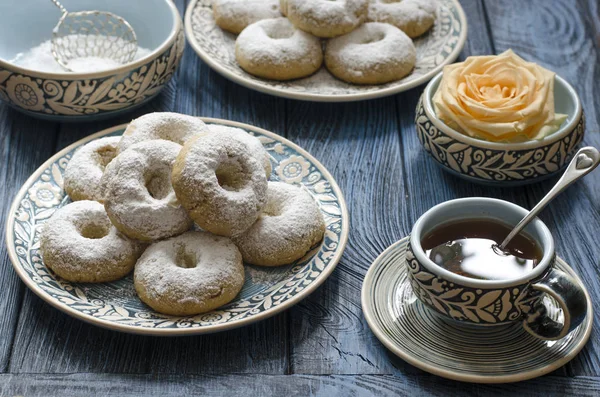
<box><xmin>433</xmin><ymin>49</ymin><xmax>567</xmax><ymax>142</ymax></box>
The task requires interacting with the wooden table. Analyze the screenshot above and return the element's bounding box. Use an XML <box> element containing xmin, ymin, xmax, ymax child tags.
<box><xmin>1</xmin><ymin>0</ymin><xmax>599</xmax><ymax>395</ymax></box>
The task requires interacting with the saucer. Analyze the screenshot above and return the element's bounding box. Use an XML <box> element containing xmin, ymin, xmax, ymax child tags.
<box><xmin>361</xmin><ymin>237</ymin><xmax>593</xmax><ymax>383</ymax></box>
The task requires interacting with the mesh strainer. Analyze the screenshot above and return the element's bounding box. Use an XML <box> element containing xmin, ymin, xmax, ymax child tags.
<box><xmin>50</xmin><ymin>0</ymin><xmax>138</xmax><ymax>71</ymax></box>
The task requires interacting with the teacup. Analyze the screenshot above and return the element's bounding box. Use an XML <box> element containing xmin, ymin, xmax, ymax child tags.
<box><xmin>406</xmin><ymin>197</ymin><xmax>587</xmax><ymax>340</ymax></box>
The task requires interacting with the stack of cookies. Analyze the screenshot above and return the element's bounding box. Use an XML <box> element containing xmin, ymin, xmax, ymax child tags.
<box><xmin>40</xmin><ymin>112</ymin><xmax>325</xmax><ymax>316</ymax></box>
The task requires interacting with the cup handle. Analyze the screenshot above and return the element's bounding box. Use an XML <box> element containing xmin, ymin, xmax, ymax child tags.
<box><xmin>522</xmin><ymin>268</ymin><xmax>588</xmax><ymax>340</ymax></box>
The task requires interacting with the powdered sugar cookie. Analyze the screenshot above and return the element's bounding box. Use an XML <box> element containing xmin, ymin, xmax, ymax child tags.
<box><xmin>102</xmin><ymin>140</ymin><xmax>193</xmax><ymax>241</ymax></box>
<box><xmin>40</xmin><ymin>201</ymin><xmax>145</xmax><ymax>283</ymax></box>
<box><xmin>134</xmin><ymin>231</ymin><xmax>245</xmax><ymax>316</ymax></box>
<box><xmin>233</xmin><ymin>182</ymin><xmax>325</xmax><ymax>266</ymax></box>
<box><xmin>172</xmin><ymin>132</ymin><xmax>268</xmax><ymax>237</ymax></box>
<box><xmin>118</xmin><ymin>112</ymin><xmax>210</xmax><ymax>154</ymax></box>
<box><xmin>213</xmin><ymin>0</ymin><xmax>281</xmax><ymax>34</ymax></box>
<box><xmin>280</xmin><ymin>0</ymin><xmax>368</xmax><ymax>38</ymax></box>
<box><xmin>63</xmin><ymin>136</ymin><xmax>120</xmax><ymax>202</ymax></box>
<box><xmin>368</xmin><ymin>0</ymin><xmax>437</xmax><ymax>38</ymax></box>
<box><xmin>235</xmin><ymin>18</ymin><xmax>323</xmax><ymax>81</ymax></box>
<box><xmin>325</xmin><ymin>23</ymin><xmax>416</xmax><ymax>84</ymax></box>
<box><xmin>208</xmin><ymin>124</ymin><xmax>272</xmax><ymax>177</ymax></box>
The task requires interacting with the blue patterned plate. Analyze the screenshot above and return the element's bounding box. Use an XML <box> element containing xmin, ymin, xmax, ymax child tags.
<box><xmin>6</xmin><ymin>118</ymin><xmax>348</xmax><ymax>335</ymax></box>
<box><xmin>362</xmin><ymin>237</ymin><xmax>593</xmax><ymax>383</ymax></box>
<box><xmin>185</xmin><ymin>0</ymin><xmax>467</xmax><ymax>102</ymax></box>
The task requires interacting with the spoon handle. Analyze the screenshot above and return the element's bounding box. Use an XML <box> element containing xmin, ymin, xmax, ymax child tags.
<box><xmin>499</xmin><ymin>146</ymin><xmax>600</xmax><ymax>250</ymax></box>
<box><xmin>50</xmin><ymin>0</ymin><xmax>68</xmax><ymax>14</ymax></box>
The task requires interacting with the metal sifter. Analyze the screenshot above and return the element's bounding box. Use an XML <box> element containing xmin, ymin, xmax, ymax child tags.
<box><xmin>49</xmin><ymin>0</ymin><xmax>138</xmax><ymax>71</ymax></box>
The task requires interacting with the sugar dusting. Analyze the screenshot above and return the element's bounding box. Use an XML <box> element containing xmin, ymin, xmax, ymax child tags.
<box><xmin>102</xmin><ymin>140</ymin><xmax>193</xmax><ymax>241</ymax></box>
<box><xmin>11</xmin><ymin>36</ymin><xmax>152</xmax><ymax>73</ymax></box>
<box><xmin>64</xmin><ymin>136</ymin><xmax>120</xmax><ymax>202</ymax></box>
<box><xmin>40</xmin><ymin>201</ymin><xmax>145</xmax><ymax>278</ymax></box>
<box><xmin>326</xmin><ymin>22</ymin><xmax>416</xmax><ymax>72</ymax></box>
<box><xmin>213</xmin><ymin>0</ymin><xmax>281</xmax><ymax>32</ymax></box>
<box><xmin>119</xmin><ymin>113</ymin><xmax>210</xmax><ymax>153</ymax></box>
<box><xmin>235</xmin><ymin>18</ymin><xmax>322</xmax><ymax>67</ymax></box>
<box><xmin>368</xmin><ymin>0</ymin><xmax>437</xmax><ymax>37</ymax></box>
<box><xmin>233</xmin><ymin>182</ymin><xmax>325</xmax><ymax>266</ymax></box>
<box><xmin>173</xmin><ymin>133</ymin><xmax>268</xmax><ymax>237</ymax></box>
<box><xmin>281</xmin><ymin>0</ymin><xmax>368</xmax><ymax>33</ymax></box>
<box><xmin>207</xmin><ymin>124</ymin><xmax>272</xmax><ymax>176</ymax></box>
<box><xmin>134</xmin><ymin>231</ymin><xmax>244</xmax><ymax>306</ymax></box>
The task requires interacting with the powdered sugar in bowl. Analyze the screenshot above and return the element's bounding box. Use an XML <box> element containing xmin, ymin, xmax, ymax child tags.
<box><xmin>0</xmin><ymin>0</ymin><xmax>184</xmax><ymax>121</ymax></box>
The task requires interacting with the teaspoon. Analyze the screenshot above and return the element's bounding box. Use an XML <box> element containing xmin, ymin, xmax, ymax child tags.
<box><xmin>498</xmin><ymin>146</ymin><xmax>600</xmax><ymax>251</ymax></box>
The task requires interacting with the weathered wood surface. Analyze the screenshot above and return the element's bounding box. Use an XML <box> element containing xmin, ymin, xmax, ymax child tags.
<box><xmin>0</xmin><ymin>0</ymin><xmax>598</xmax><ymax>394</ymax></box>
<box><xmin>2</xmin><ymin>374</ymin><xmax>600</xmax><ymax>397</ymax></box>
<box><xmin>483</xmin><ymin>0</ymin><xmax>600</xmax><ymax>378</ymax></box>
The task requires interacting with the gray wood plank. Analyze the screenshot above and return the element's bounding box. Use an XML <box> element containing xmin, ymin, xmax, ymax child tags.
<box><xmin>483</xmin><ymin>0</ymin><xmax>600</xmax><ymax>377</ymax></box>
<box><xmin>458</xmin><ymin>0</ymin><xmax>496</xmax><ymax>58</ymax></box>
<box><xmin>10</xmin><ymin>0</ymin><xmax>289</xmax><ymax>375</ymax></box>
<box><xmin>173</xmin><ymin>46</ymin><xmax>287</xmax><ymax>130</ymax></box>
<box><xmin>284</xmin><ymin>97</ymin><xmax>410</xmax><ymax>375</ymax></box>
<box><xmin>1</xmin><ymin>373</ymin><xmax>600</xmax><ymax>397</ymax></box>
<box><xmin>0</xmin><ymin>106</ymin><xmax>59</xmax><ymax>372</ymax></box>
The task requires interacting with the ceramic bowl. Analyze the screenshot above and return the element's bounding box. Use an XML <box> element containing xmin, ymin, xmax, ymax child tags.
<box><xmin>415</xmin><ymin>72</ymin><xmax>585</xmax><ymax>186</ymax></box>
<box><xmin>0</xmin><ymin>0</ymin><xmax>184</xmax><ymax>121</ymax></box>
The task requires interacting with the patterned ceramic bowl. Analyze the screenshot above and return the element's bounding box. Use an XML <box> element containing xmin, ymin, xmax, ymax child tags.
<box><xmin>0</xmin><ymin>0</ymin><xmax>184</xmax><ymax>121</ymax></box>
<box><xmin>415</xmin><ymin>72</ymin><xmax>585</xmax><ymax>186</ymax></box>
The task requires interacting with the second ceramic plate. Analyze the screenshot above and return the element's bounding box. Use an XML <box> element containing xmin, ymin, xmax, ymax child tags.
<box><xmin>6</xmin><ymin>118</ymin><xmax>348</xmax><ymax>335</ymax></box>
<box><xmin>184</xmin><ymin>0</ymin><xmax>467</xmax><ymax>102</ymax></box>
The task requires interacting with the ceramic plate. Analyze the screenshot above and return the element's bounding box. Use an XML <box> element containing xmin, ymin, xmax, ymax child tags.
<box><xmin>362</xmin><ymin>237</ymin><xmax>593</xmax><ymax>383</ymax></box>
<box><xmin>184</xmin><ymin>0</ymin><xmax>467</xmax><ymax>102</ymax></box>
<box><xmin>6</xmin><ymin>118</ymin><xmax>348</xmax><ymax>335</ymax></box>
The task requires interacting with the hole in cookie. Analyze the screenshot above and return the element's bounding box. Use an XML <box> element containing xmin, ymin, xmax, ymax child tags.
<box><xmin>361</xmin><ymin>32</ymin><xmax>386</xmax><ymax>45</ymax></box>
<box><xmin>79</xmin><ymin>222</ymin><xmax>110</xmax><ymax>239</ymax></box>
<box><xmin>145</xmin><ymin>168</ymin><xmax>172</xmax><ymax>200</ymax></box>
<box><xmin>266</xmin><ymin>25</ymin><xmax>295</xmax><ymax>39</ymax></box>
<box><xmin>95</xmin><ymin>146</ymin><xmax>117</xmax><ymax>170</ymax></box>
<box><xmin>215</xmin><ymin>157</ymin><xmax>247</xmax><ymax>191</ymax></box>
<box><xmin>175</xmin><ymin>248</ymin><xmax>197</xmax><ymax>269</ymax></box>
<box><xmin>260</xmin><ymin>198</ymin><xmax>284</xmax><ymax>218</ymax></box>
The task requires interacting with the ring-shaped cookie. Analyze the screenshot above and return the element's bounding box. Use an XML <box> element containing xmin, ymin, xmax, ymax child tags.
<box><xmin>118</xmin><ymin>112</ymin><xmax>210</xmax><ymax>154</ymax></box>
<box><xmin>235</xmin><ymin>18</ymin><xmax>323</xmax><ymax>81</ymax></box>
<box><xmin>172</xmin><ymin>133</ymin><xmax>268</xmax><ymax>237</ymax></box>
<box><xmin>213</xmin><ymin>0</ymin><xmax>281</xmax><ymax>34</ymax></box>
<box><xmin>233</xmin><ymin>182</ymin><xmax>325</xmax><ymax>266</ymax></box>
<box><xmin>325</xmin><ymin>22</ymin><xmax>416</xmax><ymax>84</ymax></box>
<box><xmin>102</xmin><ymin>140</ymin><xmax>193</xmax><ymax>241</ymax></box>
<box><xmin>40</xmin><ymin>201</ymin><xmax>145</xmax><ymax>283</ymax></box>
<box><xmin>280</xmin><ymin>0</ymin><xmax>368</xmax><ymax>38</ymax></box>
<box><xmin>63</xmin><ymin>136</ymin><xmax>120</xmax><ymax>202</ymax></box>
<box><xmin>134</xmin><ymin>231</ymin><xmax>245</xmax><ymax>316</ymax></box>
<box><xmin>368</xmin><ymin>0</ymin><xmax>437</xmax><ymax>38</ymax></box>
